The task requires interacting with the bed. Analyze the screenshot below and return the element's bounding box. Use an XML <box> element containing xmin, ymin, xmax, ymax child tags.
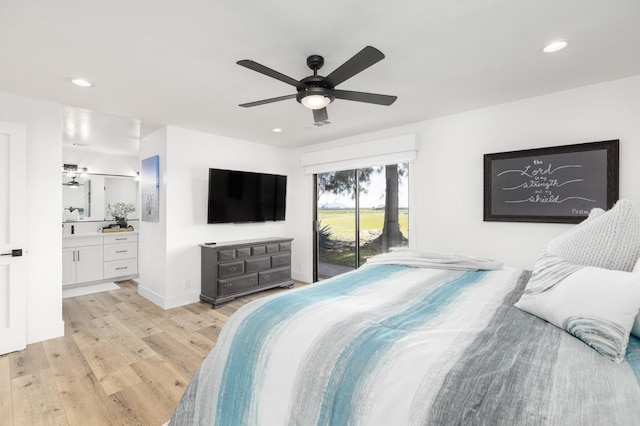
<box><xmin>169</xmin><ymin>247</ymin><xmax>640</xmax><ymax>425</ymax></box>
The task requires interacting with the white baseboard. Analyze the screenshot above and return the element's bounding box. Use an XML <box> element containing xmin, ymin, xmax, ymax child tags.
<box><xmin>27</xmin><ymin>320</ymin><xmax>65</xmax><ymax>344</ymax></box>
<box><xmin>137</xmin><ymin>285</ymin><xmax>200</xmax><ymax>310</ymax></box>
<box><xmin>292</xmin><ymin>271</ymin><xmax>311</xmax><ymax>284</ymax></box>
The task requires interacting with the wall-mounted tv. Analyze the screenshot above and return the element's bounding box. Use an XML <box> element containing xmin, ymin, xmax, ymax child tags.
<box><xmin>207</xmin><ymin>168</ymin><xmax>287</xmax><ymax>224</ymax></box>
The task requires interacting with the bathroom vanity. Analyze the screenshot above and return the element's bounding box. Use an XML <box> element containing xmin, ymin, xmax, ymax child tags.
<box><xmin>62</xmin><ymin>231</ymin><xmax>138</xmax><ymax>287</ymax></box>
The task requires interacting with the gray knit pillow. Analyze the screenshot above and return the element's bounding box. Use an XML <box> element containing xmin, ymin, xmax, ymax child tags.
<box><xmin>546</xmin><ymin>199</ymin><xmax>640</xmax><ymax>272</ymax></box>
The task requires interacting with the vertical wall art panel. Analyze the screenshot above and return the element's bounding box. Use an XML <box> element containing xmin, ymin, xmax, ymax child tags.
<box><xmin>141</xmin><ymin>155</ymin><xmax>160</xmax><ymax>222</ymax></box>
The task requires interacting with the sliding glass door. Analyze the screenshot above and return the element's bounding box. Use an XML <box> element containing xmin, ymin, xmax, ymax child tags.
<box><xmin>314</xmin><ymin>164</ymin><xmax>409</xmax><ymax>281</ymax></box>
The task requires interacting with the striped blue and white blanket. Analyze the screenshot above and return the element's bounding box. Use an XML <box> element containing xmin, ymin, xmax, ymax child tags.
<box><xmin>170</xmin><ymin>261</ymin><xmax>640</xmax><ymax>425</ymax></box>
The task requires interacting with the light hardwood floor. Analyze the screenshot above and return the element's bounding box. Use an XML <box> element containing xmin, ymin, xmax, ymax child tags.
<box><xmin>0</xmin><ymin>280</ymin><xmax>306</xmax><ymax>426</ymax></box>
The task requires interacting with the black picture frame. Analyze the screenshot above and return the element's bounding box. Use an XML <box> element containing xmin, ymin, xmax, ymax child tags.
<box><xmin>483</xmin><ymin>140</ymin><xmax>619</xmax><ymax>223</ymax></box>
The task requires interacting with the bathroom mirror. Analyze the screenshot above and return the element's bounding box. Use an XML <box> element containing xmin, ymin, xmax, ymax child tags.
<box><xmin>62</xmin><ymin>173</ymin><xmax>140</xmax><ymax>222</ymax></box>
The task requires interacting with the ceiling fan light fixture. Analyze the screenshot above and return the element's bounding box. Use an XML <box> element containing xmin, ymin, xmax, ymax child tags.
<box><xmin>297</xmin><ymin>87</ymin><xmax>335</xmax><ymax>110</ymax></box>
<box><xmin>301</xmin><ymin>94</ymin><xmax>331</xmax><ymax>110</ymax></box>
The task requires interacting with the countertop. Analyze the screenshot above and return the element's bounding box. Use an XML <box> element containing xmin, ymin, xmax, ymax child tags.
<box><xmin>63</xmin><ymin>230</ymin><xmax>138</xmax><ymax>240</ymax></box>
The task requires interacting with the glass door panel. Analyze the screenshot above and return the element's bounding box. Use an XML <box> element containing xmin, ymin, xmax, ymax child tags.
<box><xmin>358</xmin><ymin>164</ymin><xmax>409</xmax><ymax>266</ymax></box>
<box><xmin>316</xmin><ymin>170</ymin><xmax>357</xmax><ymax>280</ymax></box>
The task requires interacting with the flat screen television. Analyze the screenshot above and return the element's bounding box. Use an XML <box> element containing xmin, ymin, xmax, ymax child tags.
<box><xmin>207</xmin><ymin>168</ymin><xmax>287</xmax><ymax>224</ymax></box>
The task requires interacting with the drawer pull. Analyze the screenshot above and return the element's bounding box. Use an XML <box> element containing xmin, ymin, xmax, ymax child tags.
<box><xmin>263</xmin><ymin>274</ymin><xmax>270</xmax><ymax>280</ymax></box>
<box><xmin>115</xmin><ymin>238</ymin><xmax>127</xmax><ymax>240</ymax></box>
<box><xmin>223</xmin><ymin>282</ymin><xmax>233</xmax><ymax>288</ymax></box>
<box><xmin>115</xmin><ymin>250</ymin><xmax>128</xmax><ymax>253</ymax></box>
<box><xmin>230</xmin><ymin>266</ymin><xmax>237</xmax><ymax>272</ymax></box>
<box><xmin>115</xmin><ymin>267</ymin><xmax>128</xmax><ymax>271</ymax></box>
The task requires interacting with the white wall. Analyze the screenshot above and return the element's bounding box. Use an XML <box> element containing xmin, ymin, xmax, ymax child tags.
<box><xmin>293</xmin><ymin>75</ymin><xmax>640</xmax><ymax>271</ymax></box>
<box><xmin>0</xmin><ymin>93</ymin><xmax>64</xmax><ymax>343</ymax></box>
<box><xmin>137</xmin><ymin>127</ymin><xmax>168</xmax><ymax>306</ymax></box>
<box><xmin>137</xmin><ymin>126</ymin><xmax>298</xmax><ymax>309</ymax></box>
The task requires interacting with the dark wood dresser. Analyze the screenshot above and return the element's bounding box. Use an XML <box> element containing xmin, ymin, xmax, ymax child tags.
<box><xmin>200</xmin><ymin>237</ymin><xmax>294</xmax><ymax>308</ymax></box>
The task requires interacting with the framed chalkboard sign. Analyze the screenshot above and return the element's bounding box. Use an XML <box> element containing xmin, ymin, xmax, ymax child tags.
<box><xmin>484</xmin><ymin>140</ymin><xmax>619</xmax><ymax>223</ymax></box>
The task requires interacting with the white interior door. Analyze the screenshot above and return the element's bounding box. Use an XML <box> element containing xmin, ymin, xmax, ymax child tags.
<box><xmin>0</xmin><ymin>122</ymin><xmax>27</xmax><ymax>355</ymax></box>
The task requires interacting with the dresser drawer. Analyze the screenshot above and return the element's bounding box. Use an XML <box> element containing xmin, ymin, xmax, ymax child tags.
<box><xmin>279</xmin><ymin>242</ymin><xmax>291</xmax><ymax>251</ymax></box>
<box><xmin>219</xmin><ymin>261</ymin><xmax>244</xmax><ymax>278</ymax></box>
<box><xmin>266</xmin><ymin>243</ymin><xmax>279</xmax><ymax>253</ymax></box>
<box><xmin>251</xmin><ymin>245</ymin><xmax>266</xmax><ymax>255</ymax></box>
<box><xmin>218</xmin><ymin>249</ymin><xmax>236</xmax><ymax>261</ymax></box>
<box><xmin>218</xmin><ymin>274</ymin><xmax>258</xmax><ymax>296</ymax></box>
<box><xmin>259</xmin><ymin>267</ymin><xmax>291</xmax><ymax>286</ymax></box>
<box><xmin>271</xmin><ymin>252</ymin><xmax>290</xmax><ymax>268</ymax></box>
<box><xmin>236</xmin><ymin>247</ymin><xmax>252</xmax><ymax>258</ymax></box>
<box><xmin>104</xmin><ymin>234</ymin><xmax>138</xmax><ymax>244</ymax></box>
<box><xmin>104</xmin><ymin>259</ymin><xmax>138</xmax><ymax>279</ymax></box>
<box><xmin>104</xmin><ymin>242</ymin><xmax>137</xmax><ymax>261</ymax></box>
<box><xmin>245</xmin><ymin>256</ymin><xmax>271</xmax><ymax>273</ymax></box>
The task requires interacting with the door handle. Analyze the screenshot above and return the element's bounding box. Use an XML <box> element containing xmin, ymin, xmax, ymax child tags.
<box><xmin>1</xmin><ymin>249</ymin><xmax>23</xmax><ymax>257</ymax></box>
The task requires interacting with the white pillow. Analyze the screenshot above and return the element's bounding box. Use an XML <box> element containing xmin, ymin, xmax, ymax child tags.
<box><xmin>515</xmin><ymin>252</ymin><xmax>640</xmax><ymax>362</ymax></box>
<box><xmin>546</xmin><ymin>199</ymin><xmax>640</xmax><ymax>272</ymax></box>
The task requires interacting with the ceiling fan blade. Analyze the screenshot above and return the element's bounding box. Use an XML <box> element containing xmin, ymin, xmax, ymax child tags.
<box><xmin>323</xmin><ymin>46</ymin><xmax>385</xmax><ymax>88</ymax></box>
<box><xmin>313</xmin><ymin>107</ymin><xmax>329</xmax><ymax>123</ymax></box>
<box><xmin>334</xmin><ymin>89</ymin><xmax>397</xmax><ymax>106</ymax></box>
<box><xmin>239</xmin><ymin>94</ymin><xmax>297</xmax><ymax>108</ymax></box>
<box><xmin>237</xmin><ymin>60</ymin><xmax>305</xmax><ymax>89</ymax></box>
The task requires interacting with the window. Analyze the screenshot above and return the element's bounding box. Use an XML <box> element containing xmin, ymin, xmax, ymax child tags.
<box><xmin>315</xmin><ymin>164</ymin><xmax>409</xmax><ymax>280</ymax></box>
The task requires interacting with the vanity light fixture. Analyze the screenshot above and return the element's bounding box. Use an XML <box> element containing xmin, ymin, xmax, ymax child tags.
<box><xmin>62</xmin><ymin>164</ymin><xmax>88</xmax><ymax>179</ymax></box>
<box><xmin>543</xmin><ymin>40</ymin><xmax>568</xmax><ymax>53</ymax></box>
<box><xmin>63</xmin><ymin>163</ymin><xmax>77</xmax><ymax>177</ymax></box>
<box><xmin>70</xmin><ymin>78</ymin><xmax>93</xmax><ymax>87</ymax></box>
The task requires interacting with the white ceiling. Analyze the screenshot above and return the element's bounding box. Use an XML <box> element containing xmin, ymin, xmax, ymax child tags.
<box><xmin>1</xmin><ymin>1</ymin><xmax>639</xmax><ymax>154</ymax></box>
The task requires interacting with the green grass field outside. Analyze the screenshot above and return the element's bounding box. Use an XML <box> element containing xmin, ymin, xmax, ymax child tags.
<box><xmin>318</xmin><ymin>208</ymin><xmax>409</xmax><ymax>240</ymax></box>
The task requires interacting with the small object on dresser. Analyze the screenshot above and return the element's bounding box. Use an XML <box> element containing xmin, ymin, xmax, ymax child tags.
<box><xmin>204</xmin><ymin>242</ymin><xmax>217</xmax><ymax>245</ymax></box>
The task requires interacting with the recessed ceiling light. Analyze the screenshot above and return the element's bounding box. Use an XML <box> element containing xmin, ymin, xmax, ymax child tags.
<box><xmin>543</xmin><ymin>40</ymin><xmax>568</xmax><ymax>53</ymax></box>
<box><xmin>70</xmin><ymin>78</ymin><xmax>93</xmax><ymax>87</ymax></box>
<box><xmin>272</xmin><ymin>128</ymin><xmax>283</xmax><ymax>133</ymax></box>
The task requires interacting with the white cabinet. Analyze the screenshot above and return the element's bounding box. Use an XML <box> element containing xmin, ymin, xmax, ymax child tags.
<box><xmin>62</xmin><ymin>236</ymin><xmax>104</xmax><ymax>286</ymax></box>
<box><xmin>62</xmin><ymin>248</ymin><xmax>77</xmax><ymax>286</ymax></box>
<box><xmin>62</xmin><ymin>232</ymin><xmax>138</xmax><ymax>287</ymax></box>
<box><xmin>75</xmin><ymin>245</ymin><xmax>104</xmax><ymax>283</ymax></box>
<box><xmin>104</xmin><ymin>234</ymin><xmax>138</xmax><ymax>279</ymax></box>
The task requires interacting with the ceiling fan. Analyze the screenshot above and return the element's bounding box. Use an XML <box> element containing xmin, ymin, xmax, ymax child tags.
<box><xmin>62</xmin><ymin>176</ymin><xmax>82</xmax><ymax>189</ymax></box>
<box><xmin>237</xmin><ymin>46</ymin><xmax>397</xmax><ymax>125</ymax></box>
